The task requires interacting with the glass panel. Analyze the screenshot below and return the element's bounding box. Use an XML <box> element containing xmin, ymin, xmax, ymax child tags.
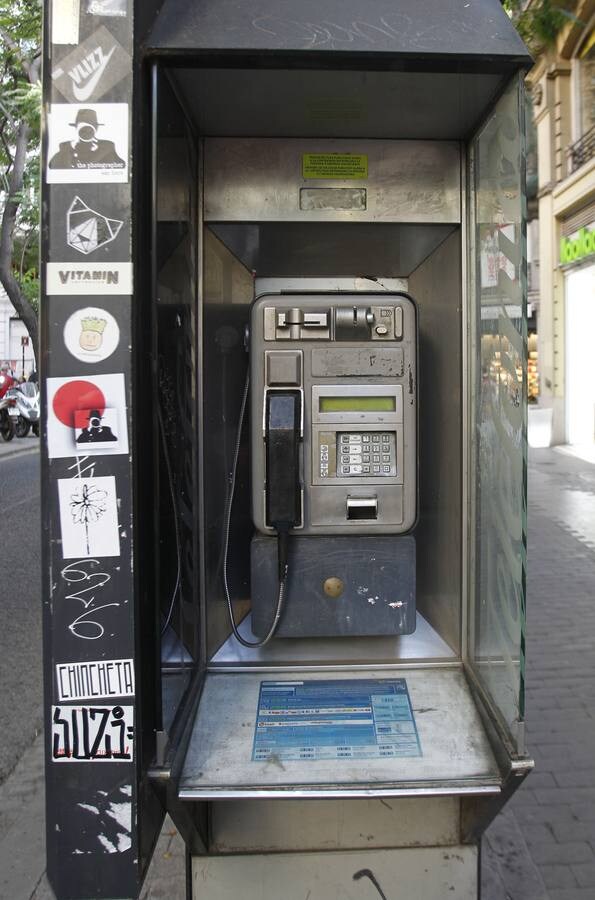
<box><xmin>155</xmin><ymin>72</ymin><xmax>200</xmax><ymax>732</ymax></box>
<box><xmin>468</xmin><ymin>75</ymin><xmax>527</xmax><ymax>752</ymax></box>
<box><xmin>202</xmin><ymin>227</ymin><xmax>254</xmax><ymax>659</ymax></box>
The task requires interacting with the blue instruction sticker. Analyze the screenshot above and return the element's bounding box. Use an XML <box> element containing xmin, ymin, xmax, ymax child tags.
<box><xmin>252</xmin><ymin>679</ymin><xmax>422</xmax><ymax>762</ymax></box>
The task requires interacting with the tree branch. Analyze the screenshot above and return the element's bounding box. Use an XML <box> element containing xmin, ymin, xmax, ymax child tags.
<box><xmin>0</xmin><ymin>117</ymin><xmax>38</xmax><ymax>359</ymax></box>
<box><xmin>0</xmin><ymin>27</ymin><xmax>30</xmax><ymax>80</ymax></box>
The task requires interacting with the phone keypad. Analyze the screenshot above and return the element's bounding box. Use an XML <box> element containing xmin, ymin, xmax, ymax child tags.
<box><xmin>336</xmin><ymin>432</ymin><xmax>396</xmax><ymax>477</ymax></box>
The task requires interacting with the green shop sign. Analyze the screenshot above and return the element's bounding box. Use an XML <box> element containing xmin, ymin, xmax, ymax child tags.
<box><xmin>560</xmin><ymin>225</ymin><xmax>595</xmax><ymax>266</ymax></box>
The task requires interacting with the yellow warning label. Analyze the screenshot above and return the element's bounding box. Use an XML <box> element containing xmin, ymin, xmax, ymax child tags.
<box><xmin>302</xmin><ymin>153</ymin><xmax>368</xmax><ymax>180</ymax></box>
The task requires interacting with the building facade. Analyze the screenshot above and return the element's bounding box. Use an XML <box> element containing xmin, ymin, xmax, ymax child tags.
<box><xmin>0</xmin><ymin>286</ymin><xmax>35</xmax><ymax>377</ymax></box>
<box><xmin>527</xmin><ymin>0</ymin><xmax>595</xmax><ymax>447</ymax></box>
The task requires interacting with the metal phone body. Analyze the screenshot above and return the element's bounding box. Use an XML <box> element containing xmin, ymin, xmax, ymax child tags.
<box><xmin>250</xmin><ymin>292</ymin><xmax>417</xmax><ymax>535</ymax></box>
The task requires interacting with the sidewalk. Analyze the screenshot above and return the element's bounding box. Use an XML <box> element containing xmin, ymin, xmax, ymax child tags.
<box><xmin>2</xmin><ymin>446</ymin><xmax>595</xmax><ymax>899</ymax></box>
<box><xmin>482</xmin><ymin>446</ymin><xmax>595</xmax><ymax>899</ymax></box>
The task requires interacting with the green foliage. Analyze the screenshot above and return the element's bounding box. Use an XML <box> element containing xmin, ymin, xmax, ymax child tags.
<box><xmin>20</xmin><ymin>268</ymin><xmax>39</xmax><ymax>313</ymax></box>
<box><xmin>504</xmin><ymin>0</ymin><xmax>582</xmax><ymax>53</ymax></box>
<box><xmin>0</xmin><ymin>0</ymin><xmax>41</xmax><ymax>318</ymax></box>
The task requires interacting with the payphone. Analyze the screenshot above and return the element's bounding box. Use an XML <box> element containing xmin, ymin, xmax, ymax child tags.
<box><xmin>223</xmin><ymin>292</ymin><xmax>418</xmax><ymax>643</ymax></box>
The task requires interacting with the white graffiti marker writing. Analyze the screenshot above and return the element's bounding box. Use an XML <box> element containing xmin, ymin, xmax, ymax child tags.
<box><xmin>61</xmin><ymin>558</ymin><xmax>118</xmax><ymax>640</ymax></box>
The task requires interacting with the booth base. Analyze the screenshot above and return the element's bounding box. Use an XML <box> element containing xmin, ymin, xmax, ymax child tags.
<box><xmin>191</xmin><ymin>845</ymin><xmax>478</xmax><ymax>900</ymax></box>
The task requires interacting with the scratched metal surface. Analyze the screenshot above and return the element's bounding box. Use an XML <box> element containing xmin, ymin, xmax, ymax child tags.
<box><xmin>179</xmin><ymin>667</ymin><xmax>499</xmax><ymax>795</ymax></box>
<box><xmin>148</xmin><ymin>0</ymin><xmax>529</xmax><ymax>60</ymax></box>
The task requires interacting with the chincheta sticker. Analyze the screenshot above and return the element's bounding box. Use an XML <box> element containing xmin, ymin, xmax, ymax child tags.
<box><xmin>47</xmin><ymin>103</ymin><xmax>128</xmax><ymax>184</ymax></box>
<box><xmin>64</xmin><ymin>307</ymin><xmax>120</xmax><ymax>363</ymax></box>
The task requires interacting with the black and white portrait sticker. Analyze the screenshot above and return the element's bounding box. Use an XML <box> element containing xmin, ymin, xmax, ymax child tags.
<box><xmin>47</xmin><ymin>373</ymin><xmax>128</xmax><ymax>458</ymax></box>
<box><xmin>52</xmin><ymin>704</ymin><xmax>134</xmax><ymax>762</ymax></box>
<box><xmin>87</xmin><ymin>0</ymin><xmax>127</xmax><ymax>16</ymax></box>
<box><xmin>64</xmin><ymin>306</ymin><xmax>120</xmax><ymax>363</ymax></box>
<box><xmin>46</xmin><ymin>261</ymin><xmax>132</xmax><ymax>294</ymax></box>
<box><xmin>67</xmin><ymin>196</ymin><xmax>123</xmax><ymax>255</ymax></box>
<box><xmin>52</xmin><ymin>26</ymin><xmax>131</xmax><ymax>104</ymax></box>
<box><xmin>47</xmin><ymin>104</ymin><xmax>128</xmax><ymax>183</ymax></box>
<box><xmin>57</xmin><ymin>475</ymin><xmax>121</xmax><ymax>558</ymax></box>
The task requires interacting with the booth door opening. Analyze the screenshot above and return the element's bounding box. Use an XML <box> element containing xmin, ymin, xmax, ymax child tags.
<box><xmin>566</xmin><ymin>266</ymin><xmax>595</xmax><ymax>447</ymax></box>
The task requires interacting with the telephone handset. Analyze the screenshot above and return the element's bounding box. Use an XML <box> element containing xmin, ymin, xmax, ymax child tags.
<box><xmin>264</xmin><ymin>391</ymin><xmax>302</xmax><ymax>537</ymax></box>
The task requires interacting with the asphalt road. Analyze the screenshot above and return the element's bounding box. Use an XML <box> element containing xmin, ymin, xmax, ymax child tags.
<box><xmin>0</xmin><ymin>444</ymin><xmax>42</xmax><ymax>783</ymax></box>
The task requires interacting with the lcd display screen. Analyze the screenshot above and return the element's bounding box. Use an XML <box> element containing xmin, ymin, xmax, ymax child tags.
<box><xmin>319</xmin><ymin>396</ymin><xmax>396</xmax><ymax>412</ymax></box>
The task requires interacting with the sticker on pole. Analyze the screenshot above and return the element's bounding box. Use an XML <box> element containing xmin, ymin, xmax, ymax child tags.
<box><xmin>52</xmin><ymin>704</ymin><xmax>133</xmax><ymax>761</ymax></box>
<box><xmin>302</xmin><ymin>153</ymin><xmax>368</xmax><ymax>180</ymax></box>
<box><xmin>252</xmin><ymin>679</ymin><xmax>421</xmax><ymax>762</ymax></box>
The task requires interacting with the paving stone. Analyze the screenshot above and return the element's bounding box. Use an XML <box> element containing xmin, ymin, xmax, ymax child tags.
<box><xmin>521</xmin><ymin>823</ymin><xmax>557</xmax><ymax>846</ymax></box>
<box><xmin>541</xmin><ymin>866</ymin><xmax>579</xmax><ymax>889</ymax></box>
<box><xmin>551</xmin><ymin>823</ymin><xmax>595</xmax><ymax>844</ymax></box>
<box><xmin>554</xmin><ymin>772</ymin><xmax>595</xmax><ymax>788</ymax></box>
<box><xmin>571</xmin><ymin>862</ymin><xmax>595</xmax><ymax>888</ymax></box>
<box><xmin>529</xmin><ymin>843</ymin><xmax>594</xmax><ymax>866</ymax></box>
<box><xmin>548</xmin><ymin>890</ymin><xmax>595</xmax><ymax>900</ymax></box>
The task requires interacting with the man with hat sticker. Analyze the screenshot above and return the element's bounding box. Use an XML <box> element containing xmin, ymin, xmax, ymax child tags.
<box><xmin>49</xmin><ymin>108</ymin><xmax>125</xmax><ymax>169</ymax></box>
<box><xmin>76</xmin><ymin>409</ymin><xmax>118</xmax><ymax>444</ymax></box>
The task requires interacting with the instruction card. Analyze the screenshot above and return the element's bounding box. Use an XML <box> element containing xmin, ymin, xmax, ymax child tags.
<box><xmin>252</xmin><ymin>679</ymin><xmax>421</xmax><ymax>762</ymax></box>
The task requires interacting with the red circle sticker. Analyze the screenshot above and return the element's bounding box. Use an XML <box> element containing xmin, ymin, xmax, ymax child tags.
<box><xmin>52</xmin><ymin>380</ymin><xmax>106</xmax><ymax>427</ymax></box>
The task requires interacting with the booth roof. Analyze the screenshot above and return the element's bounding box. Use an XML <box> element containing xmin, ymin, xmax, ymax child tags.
<box><xmin>147</xmin><ymin>0</ymin><xmax>531</xmax><ymax>66</ymax></box>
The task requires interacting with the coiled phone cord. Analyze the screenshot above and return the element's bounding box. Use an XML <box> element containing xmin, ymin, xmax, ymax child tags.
<box><xmin>222</xmin><ymin>369</ymin><xmax>288</xmax><ymax>648</ymax></box>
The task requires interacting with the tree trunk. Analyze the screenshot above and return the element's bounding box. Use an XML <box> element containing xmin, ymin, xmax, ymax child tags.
<box><xmin>0</xmin><ymin>118</ymin><xmax>39</xmax><ymax>366</ymax></box>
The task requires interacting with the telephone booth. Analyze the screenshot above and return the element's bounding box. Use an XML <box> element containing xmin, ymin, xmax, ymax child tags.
<box><xmin>41</xmin><ymin>2</ymin><xmax>532</xmax><ymax>897</ymax></box>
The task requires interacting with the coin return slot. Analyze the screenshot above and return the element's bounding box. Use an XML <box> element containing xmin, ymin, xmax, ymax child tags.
<box><xmin>346</xmin><ymin>497</ymin><xmax>378</xmax><ymax>520</ymax></box>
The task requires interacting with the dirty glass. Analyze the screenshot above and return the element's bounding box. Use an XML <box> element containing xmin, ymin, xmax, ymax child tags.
<box><xmin>154</xmin><ymin>72</ymin><xmax>200</xmax><ymax>734</ymax></box>
<box><xmin>468</xmin><ymin>75</ymin><xmax>528</xmax><ymax>753</ymax></box>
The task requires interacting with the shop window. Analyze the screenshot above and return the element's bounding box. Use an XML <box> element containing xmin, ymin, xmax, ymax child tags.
<box><xmin>578</xmin><ymin>26</ymin><xmax>595</xmax><ymax>139</ymax></box>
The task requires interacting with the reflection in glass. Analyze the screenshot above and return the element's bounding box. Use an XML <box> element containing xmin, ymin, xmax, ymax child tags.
<box><xmin>470</xmin><ymin>75</ymin><xmax>528</xmax><ymax>751</ymax></box>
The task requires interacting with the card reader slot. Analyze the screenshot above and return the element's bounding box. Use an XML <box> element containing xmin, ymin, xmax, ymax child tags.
<box><xmin>346</xmin><ymin>497</ymin><xmax>378</xmax><ymax>520</ymax></box>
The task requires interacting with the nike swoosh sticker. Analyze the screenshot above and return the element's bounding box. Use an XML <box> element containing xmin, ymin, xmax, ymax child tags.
<box><xmin>71</xmin><ymin>45</ymin><xmax>116</xmax><ymax>101</ymax></box>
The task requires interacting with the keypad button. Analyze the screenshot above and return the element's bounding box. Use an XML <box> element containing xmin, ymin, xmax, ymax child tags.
<box><xmin>362</xmin><ymin>434</ymin><xmax>370</xmax><ymax>442</ymax></box>
<box><xmin>382</xmin><ymin>454</ymin><xmax>390</xmax><ymax>462</ymax></box>
<box><xmin>341</xmin><ymin>435</ymin><xmax>350</xmax><ymax>443</ymax></box>
<box><xmin>362</xmin><ymin>465</ymin><xmax>370</xmax><ymax>473</ymax></box>
<box><xmin>372</xmin><ymin>434</ymin><xmax>380</xmax><ymax>442</ymax></box>
<box><xmin>373</xmin><ymin>454</ymin><xmax>380</xmax><ymax>462</ymax></box>
<box><xmin>373</xmin><ymin>465</ymin><xmax>381</xmax><ymax>473</ymax></box>
<box><xmin>372</xmin><ymin>444</ymin><xmax>380</xmax><ymax>452</ymax></box>
<box><xmin>348</xmin><ymin>435</ymin><xmax>361</xmax><ymax>443</ymax></box>
<box><xmin>382</xmin><ymin>434</ymin><xmax>390</xmax><ymax>442</ymax></box>
<box><xmin>350</xmin><ymin>464</ymin><xmax>363</xmax><ymax>474</ymax></box>
<box><xmin>362</xmin><ymin>444</ymin><xmax>370</xmax><ymax>452</ymax></box>
<box><xmin>383</xmin><ymin>465</ymin><xmax>391</xmax><ymax>473</ymax></box>
<box><xmin>382</xmin><ymin>444</ymin><xmax>390</xmax><ymax>452</ymax></box>
<box><xmin>350</xmin><ymin>455</ymin><xmax>362</xmax><ymax>463</ymax></box>
<box><xmin>362</xmin><ymin>454</ymin><xmax>370</xmax><ymax>462</ymax></box>
<box><xmin>342</xmin><ymin>465</ymin><xmax>350</xmax><ymax>474</ymax></box>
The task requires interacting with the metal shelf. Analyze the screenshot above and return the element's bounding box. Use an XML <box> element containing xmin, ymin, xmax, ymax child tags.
<box><xmin>179</xmin><ymin>667</ymin><xmax>500</xmax><ymax>800</ymax></box>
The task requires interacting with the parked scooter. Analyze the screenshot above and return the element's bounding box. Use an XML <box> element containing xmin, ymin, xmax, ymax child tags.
<box><xmin>0</xmin><ymin>393</ymin><xmax>17</xmax><ymax>441</ymax></box>
<box><xmin>7</xmin><ymin>382</ymin><xmax>40</xmax><ymax>438</ymax></box>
